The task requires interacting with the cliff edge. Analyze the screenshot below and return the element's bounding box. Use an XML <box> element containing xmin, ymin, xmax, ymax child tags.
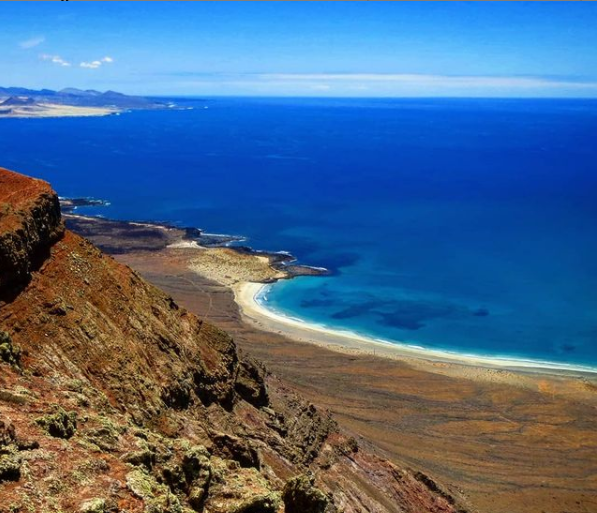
<box><xmin>0</xmin><ymin>171</ymin><xmax>63</xmax><ymax>294</ymax></box>
<box><xmin>0</xmin><ymin>167</ymin><xmax>468</xmax><ymax>513</ymax></box>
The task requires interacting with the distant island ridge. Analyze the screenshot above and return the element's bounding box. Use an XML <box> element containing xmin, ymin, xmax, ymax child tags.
<box><xmin>0</xmin><ymin>85</ymin><xmax>174</xmax><ymax>118</ymax></box>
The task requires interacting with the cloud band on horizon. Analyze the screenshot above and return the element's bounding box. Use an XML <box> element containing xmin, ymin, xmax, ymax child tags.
<box><xmin>140</xmin><ymin>71</ymin><xmax>597</xmax><ymax>97</ymax></box>
<box><xmin>259</xmin><ymin>73</ymin><xmax>597</xmax><ymax>90</ymax></box>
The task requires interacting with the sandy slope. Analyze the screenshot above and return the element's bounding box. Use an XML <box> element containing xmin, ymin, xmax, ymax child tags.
<box><xmin>0</xmin><ymin>103</ymin><xmax>118</xmax><ymax>118</ymax></box>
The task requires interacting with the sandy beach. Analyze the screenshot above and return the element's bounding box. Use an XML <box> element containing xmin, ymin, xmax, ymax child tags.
<box><xmin>234</xmin><ymin>281</ymin><xmax>597</xmax><ymax>377</ymax></box>
<box><xmin>0</xmin><ymin>103</ymin><xmax>119</xmax><ymax>118</ymax></box>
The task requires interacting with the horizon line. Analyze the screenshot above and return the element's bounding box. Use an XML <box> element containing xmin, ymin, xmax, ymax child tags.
<box><xmin>147</xmin><ymin>93</ymin><xmax>597</xmax><ymax>100</ymax></box>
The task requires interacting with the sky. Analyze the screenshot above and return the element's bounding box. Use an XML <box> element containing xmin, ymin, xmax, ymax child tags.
<box><xmin>2</xmin><ymin>1</ymin><xmax>597</xmax><ymax>98</ymax></box>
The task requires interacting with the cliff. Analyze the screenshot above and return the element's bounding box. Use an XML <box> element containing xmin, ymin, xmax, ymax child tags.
<box><xmin>0</xmin><ymin>167</ymin><xmax>468</xmax><ymax>513</ymax></box>
<box><xmin>0</xmin><ymin>171</ymin><xmax>63</xmax><ymax>295</ymax></box>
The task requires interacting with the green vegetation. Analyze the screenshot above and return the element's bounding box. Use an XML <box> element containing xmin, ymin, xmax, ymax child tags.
<box><xmin>35</xmin><ymin>408</ymin><xmax>77</xmax><ymax>439</ymax></box>
<box><xmin>0</xmin><ymin>331</ymin><xmax>20</xmax><ymax>367</ymax></box>
<box><xmin>0</xmin><ymin>451</ymin><xmax>22</xmax><ymax>482</ymax></box>
<box><xmin>283</xmin><ymin>474</ymin><xmax>332</xmax><ymax>513</ymax></box>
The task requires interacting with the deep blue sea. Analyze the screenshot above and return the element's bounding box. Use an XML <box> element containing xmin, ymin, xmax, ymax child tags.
<box><xmin>2</xmin><ymin>97</ymin><xmax>596</xmax><ymax>368</ymax></box>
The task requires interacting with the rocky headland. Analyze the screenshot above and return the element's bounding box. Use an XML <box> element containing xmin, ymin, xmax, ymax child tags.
<box><xmin>0</xmin><ymin>167</ymin><xmax>468</xmax><ymax>512</ymax></box>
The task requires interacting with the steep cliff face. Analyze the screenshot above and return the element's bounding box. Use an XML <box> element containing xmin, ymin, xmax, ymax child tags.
<box><xmin>0</xmin><ymin>171</ymin><xmax>63</xmax><ymax>294</ymax></box>
<box><xmin>0</xmin><ymin>167</ymin><xmax>468</xmax><ymax>513</ymax></box>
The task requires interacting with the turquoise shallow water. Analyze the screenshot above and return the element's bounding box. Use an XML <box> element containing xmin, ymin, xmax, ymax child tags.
<box><xmin>1</xmin><ymin>97</ymin><xmax>596</xmax><ymax>367</ymax></box>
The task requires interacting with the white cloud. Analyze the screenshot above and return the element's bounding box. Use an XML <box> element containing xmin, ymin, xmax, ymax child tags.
<box><xmin>20</xmin><ymin>36</ymin><xmax>45</xmax><ymax>49</ymax></box>
<box><xmin>309</xmin><ymin>84</ymin><xmax>331</xmax><ymax>91</ymax></box>
<box><xmin>80</xmin><ymin>60</ymin><xmax>102</xmax><ymax>69</ymax></box>
<box><xmin>40</xmin><ymin>54</ymin><xmax>71</xmax><ymax>67</ymax></box>
<box><xmin>260</xmin><ymin>73</ymin><xmax>597</xmax><ymax>90</ymax></box>
<box><xmin>80</xmin><ymin>56</ymin><xmax>114</xmax><ymax>69</ymax></box>
<box><xmin>160</xmin><ymin>71</ymin><xmax>597</xmax><ymax>97</ymax></box>
<box><xmin>39</xmin><ymin>53</ymin><xmax>114</xmax><ymax>70</ymax></box>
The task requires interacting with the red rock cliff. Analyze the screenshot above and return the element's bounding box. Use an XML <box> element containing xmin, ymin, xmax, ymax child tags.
<box><xmin>0</xmin><ymin>171</ymin><xmax>63</xmax><ymax>293</ymax></box>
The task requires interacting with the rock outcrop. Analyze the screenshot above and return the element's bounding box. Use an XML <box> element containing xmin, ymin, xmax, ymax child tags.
<box><xmin>0</xmin><ymin>171</ymin><xmax>63</xmax><ymax>295</ymax></box>
<box><xmin>0</xmin><ymin>167</ymin><xmax>469</xmax><ymax>513</ymax></box>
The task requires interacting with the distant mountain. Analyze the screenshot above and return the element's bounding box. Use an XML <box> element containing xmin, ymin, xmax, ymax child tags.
<box><xmin>1</xmin><ymin>96</ymin><xmax>37</xmax><ymax>106</ymax></box>
<box><xmin>58</xmin><ymin>87</ymin><xmax>102</xmax><ymax>97</ymax></box>
<box><xmin>0</xmin><ymin>86</ymin><xmax>169</xmax><ymax>110</ymax></box>
<box><xmin>0</xmin><ymin>86</ymin><xmax>56</xmax><ymax>96</ymax></box>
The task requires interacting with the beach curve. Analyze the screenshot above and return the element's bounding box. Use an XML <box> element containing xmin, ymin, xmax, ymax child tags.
<box><xmin>233</xmin><ymin>281</ymin><xmax>597</xmax><ymax>377</ymax></box>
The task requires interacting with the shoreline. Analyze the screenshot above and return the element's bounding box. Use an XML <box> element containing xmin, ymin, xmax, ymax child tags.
<box><xmin>61</xmin><ymin>204</ymin><xmax>596</xmax><ymax>378</ymax></box>
<box><xmin>234</xmin><ymin>281</ymin><xmax>597</xmax><ymax>377</ymax></box>
<box><xmin>63</xmin><ymin>203</ymin><xmax>597</xmax><ymax>512</ymax></box>
<box><xmin>0</xmin><ymin>103</ymin><xmax>121</xmax><ymax>119</ymax></box>
<box><xmin>62</xmin><ymin>206</ymin><xmax>328</xmax><ymax>277</ymax></box>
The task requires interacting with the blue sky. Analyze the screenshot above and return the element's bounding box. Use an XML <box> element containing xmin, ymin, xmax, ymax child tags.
<box><xmin>2</xmin><ymin>1</ymin><xmax>597</xmax><ymax>97</ymax></box>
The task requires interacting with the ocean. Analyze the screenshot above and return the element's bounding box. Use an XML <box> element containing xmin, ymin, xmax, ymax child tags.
<box><xmin>2</xmin><ymin>97</ymin><xmax>596</xmax><ymax>368</ymax></box>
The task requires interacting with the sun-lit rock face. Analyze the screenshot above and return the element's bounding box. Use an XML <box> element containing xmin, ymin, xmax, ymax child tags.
<box><xmin>0</xmin><ymin>169</ymin><xmax>64</xmax><ymax>293</ymax></box>
<box><xmin>0</xmin><ymin>167</ymin><xmax>468</xmax><ymax>513</ymax></box>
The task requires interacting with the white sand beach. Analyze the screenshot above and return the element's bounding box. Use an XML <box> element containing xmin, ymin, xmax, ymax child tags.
<box><xmin>233</xmin><ymin>281</ymin><xmax>597</xmax><ymax>377</ymax></box>
<box><xmin>0</xmin><ymin>103</ymin><xmax>118</xmax><ymax>118</ymax></box>
<box><xmin>179</xmin><ymin>239</ymin><xmax>596</xmax><ymax>378</ymax></box>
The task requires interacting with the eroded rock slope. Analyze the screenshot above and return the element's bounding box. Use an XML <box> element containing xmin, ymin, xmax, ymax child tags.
<box><xmin>0</xmin><ymin>167</ymin><xmax>469</xmax><ymax>513</ymax></box>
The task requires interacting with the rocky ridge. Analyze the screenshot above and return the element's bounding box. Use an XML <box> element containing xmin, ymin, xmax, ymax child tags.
<box><xmin>0</xmin><ymin>87</ymin><xmax>167</xmax><ymax>110</ymax></box>
<box><xmin>0</xmin><ymin>167</ymin><xmax>469</xmax><ymax>513</ymax></box>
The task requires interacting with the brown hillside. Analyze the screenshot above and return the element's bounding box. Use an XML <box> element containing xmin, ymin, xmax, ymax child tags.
<box><xmin>0</xmin><ymin>167</ymin><xmax>469</xmax><ymax>513</ymax></box>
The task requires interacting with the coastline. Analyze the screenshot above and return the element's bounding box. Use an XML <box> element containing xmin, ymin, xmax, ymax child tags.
<box><xmin>62</xmin><ymin>204</ymin><xmax>597</xmax><ymax>378</ymax></box>
<box><xmin>0</xmin><ymin>103</ymin><xmax>120</xmax><ymax>118</ymax></box>
<box><xmin>234</xmin><ymin>281</ymin><xmax>597</xmax><ymax>377</ymax></box>
<box><xmin>64</xmin><ymin>205</ymin><xmax>597</xmax><ymax>513</ymax></box>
